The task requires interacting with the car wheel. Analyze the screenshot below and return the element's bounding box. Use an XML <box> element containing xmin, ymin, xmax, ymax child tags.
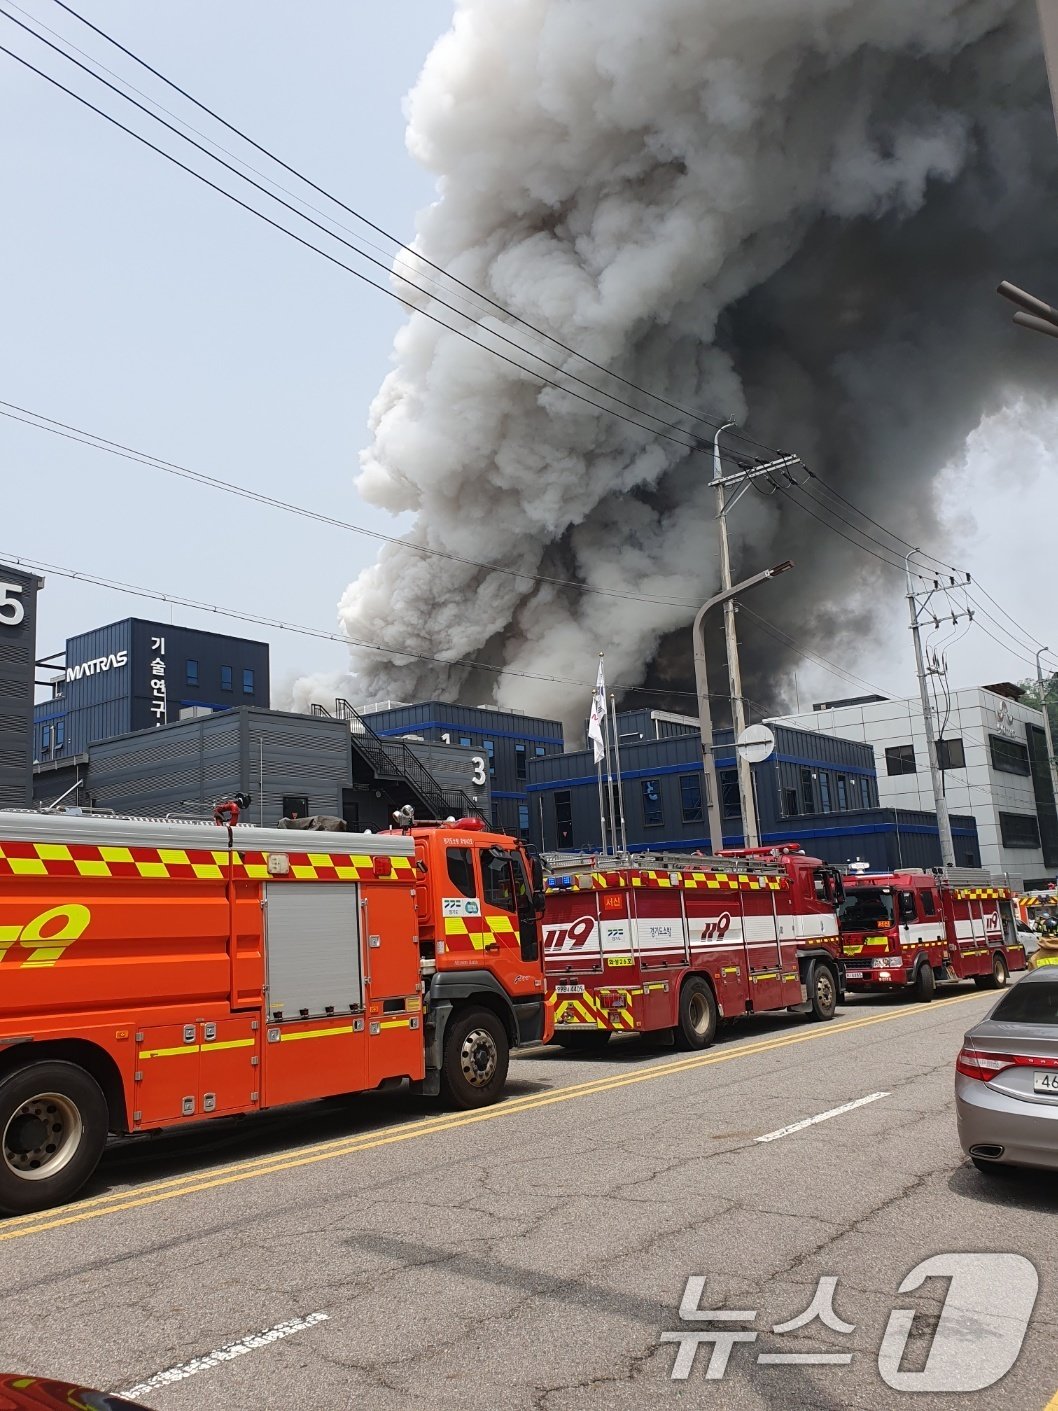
<box><xmin>806</xmin><ymin>964</ymin><xmax>837</xmax><ymax>1022</ymax></box>
<box><xmin>0</xmin><ymin>1062</ymin><xmax>108</xmax><ymax>1215</ymax></box>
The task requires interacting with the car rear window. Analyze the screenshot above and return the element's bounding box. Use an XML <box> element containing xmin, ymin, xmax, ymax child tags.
<box><xmin>991</xmin><ymin>982</ymin><xmax>1058</xmax><ymax>1025</ymax></box>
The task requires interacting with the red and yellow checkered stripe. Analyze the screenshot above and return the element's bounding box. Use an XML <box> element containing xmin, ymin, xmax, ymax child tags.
<box><xmin>551</xmin><ymin>986</ymin><xmax>635</xmax><ymax>1031</ymax></box>
<box><xmin>548</xmin><ymin>868</ymin><xmax>785</xmax><ymax>893</ymax></box>
<box><xmin>443</xmin><ymin>913</ymin><xmax>517</xmax><ymax>951</ymax></box>
<box><xmin>0</xmin><ymin>840</ymin><xmax>415</xmax><ymax>883</ymax></box>
<box><xmin>952</xmin><ymin>886</ymin><xmax>1011</xmax><ymax>901</ymax></box>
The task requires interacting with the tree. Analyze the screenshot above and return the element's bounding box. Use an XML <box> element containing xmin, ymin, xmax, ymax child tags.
<box><xmin>1019</xmin><ymin>675</ymin><xmax>1058</xmax><ymax>739</ymax></box>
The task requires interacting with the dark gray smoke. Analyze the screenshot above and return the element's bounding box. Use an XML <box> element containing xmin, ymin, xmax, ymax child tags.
<box><xmin>297</xmin><ymin>0</ymin><xmax>1058</xmax><ymax>726</ymax></box>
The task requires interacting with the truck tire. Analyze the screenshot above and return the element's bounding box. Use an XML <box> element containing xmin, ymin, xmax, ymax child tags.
<box><xmin>913</xmin><ymin>961</ymin><xmax>936</xmax><ymax>1004</ymax></box>
<box><xmin>975</xmin><ymin>953</ymin><xmax>1009</xmax><ymax>991</ymax></box>
<box><xmin>439</xmin><ymin>1007</ymin><xmax>509</xmax><ymax>1110</ymax></box>
<box><xmin>555</xmin><ymin>1031</ymin><xmax>612</xmax><ymax>1053</ymax></box>
<box><xmin>807</xmin><ymin>963</ymin><xmax>837</xmax><ymax>1022</ymax></box>
<box><xmin>676</xmin><ymin>977</ymin><xmax>717</xmax><ymax>1051</ymax></box>
<box><xmin>0</xmin><ymin>1062</ymin><xmax>108</xmax><ymax>1216</ymax></box>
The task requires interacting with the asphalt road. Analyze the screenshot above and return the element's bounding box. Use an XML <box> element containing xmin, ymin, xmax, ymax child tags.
<box><xmin>0</xmin><ymin>987</ymin><xmax>1056</xmax><ymax>1411</ymax></box>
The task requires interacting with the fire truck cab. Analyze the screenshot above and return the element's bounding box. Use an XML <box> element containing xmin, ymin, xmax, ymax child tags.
<box><xmin>0</xmin><ymin>807</ymin><xmax>548</xmax><ymax>1215</ymax></box>
<box><xmin>543</xmin><ymin>844</ymin><xmax>845</xmax><ymax>1051</ymax></box>
<box><xmin>837</xmin><ymin>866</ymin><xmax>1027</xmax><ymax>1000</ymax></box>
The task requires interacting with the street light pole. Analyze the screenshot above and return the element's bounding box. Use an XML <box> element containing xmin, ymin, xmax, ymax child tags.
<box><xmin>1035</xmin><ymin>648</ymin><xmax>1058</xmax><ymax>815</ymax></box>
<box><xmin>694</xmin><ymin>561</ymin><xmax>794</xmax><ymax>854</ymax></box>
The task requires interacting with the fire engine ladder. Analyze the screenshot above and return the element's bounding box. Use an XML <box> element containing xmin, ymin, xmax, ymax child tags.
<box><xmin>311</xmin><ymin>699</ymin><xmax>487</xmax><ymax>824</ymax></box>
<box><xmin>543</xmin><ymin>850</ymin><xmax>781</xmax><ymax>877</ymax></box>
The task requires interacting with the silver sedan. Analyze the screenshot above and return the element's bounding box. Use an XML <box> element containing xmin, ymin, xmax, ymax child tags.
<box><xmin>956</xmin><ymin>968</ymin><xmax>1058</xmax><ymax>1173</ymax></box>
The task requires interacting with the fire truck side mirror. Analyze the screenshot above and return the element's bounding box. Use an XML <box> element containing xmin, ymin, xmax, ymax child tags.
<box><xmin>533</xmin><ymin>889</ymin><xmax>546</xmax><ymax>916</ymax></box>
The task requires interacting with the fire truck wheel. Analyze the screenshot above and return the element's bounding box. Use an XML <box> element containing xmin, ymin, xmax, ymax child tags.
<box><xmin>807</xmin><ymin>964</ymin><xmax>837</xmax><ymax>1022</ymax></box>
<box><xmin>912</xmin><ymin>961</ymin><xmax>936</xmax><ymax>1003</ymax></box>
<box><xmin>676</xmin><ymin>978</ymin><xmax>717</xmax><ymax>1051</ymax></box>
<box><xmin>439</xmin><ymin>1008</ymin><xmax>510</xmax><ymax>1110</ymax></box>
<box><xmin>0</xmin><ymin>1062</ymin><xmax>108</xmax><ymax>1215</ymax></box>
<box><xmin>975</xmin><ymin>954</ymin><xmax>1009</xmax><ymax>991</ymax></box>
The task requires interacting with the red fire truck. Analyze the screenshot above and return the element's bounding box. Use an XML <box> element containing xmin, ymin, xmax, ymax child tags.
<box><xmin>0</xmin><ymin>807</ymin><xmax>549</xmax><ymax>1215</ymax></box>
<box><xmin>542</xmin><ymin>845</ymin><xmax>846</xmax><ymax>1050</ymax></box>
<box><xmin>837</xmin><ymin>867</ymin><xmax>1027</xmax><ymax>1001</ymax></box>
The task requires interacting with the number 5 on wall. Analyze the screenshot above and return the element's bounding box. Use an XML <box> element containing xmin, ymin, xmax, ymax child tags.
<box><xmin>0</xmin><ymin>581</ymin><xmax>25</xmax><ymax>627</ymax></box>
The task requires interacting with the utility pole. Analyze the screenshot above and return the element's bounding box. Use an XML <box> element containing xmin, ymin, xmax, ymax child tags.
<box><xmin>711</xmin><ymin>425</ymin><xmax>801</xmax><ymax>848</ymax></box>
<box><xmin>694</xmin><ymin>561</ymin><xmax>794</xmax><ymax>853</ymax></box>
<box><xmin>906</xmin><ymin>549</ymin><xmax>956</xmax><ymax>868</ymax></box>
<box><xmin>1035</xmin><ymin>648</ymin><xmax>1058</xmax><ymax>818</ymax></box>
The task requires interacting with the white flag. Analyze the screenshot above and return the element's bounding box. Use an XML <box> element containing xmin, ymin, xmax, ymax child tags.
<box><xmin>587</xmin><ymin>657</ymin><xmax>607</xmax><ymax>765</ymax></box>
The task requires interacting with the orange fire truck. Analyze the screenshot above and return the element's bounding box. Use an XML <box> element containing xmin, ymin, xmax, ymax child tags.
<box><xmin>0</xmin><ymin>807</ymin><xmax>549</xmax><ymax>1215</ymax></box>
<box><xmin>837</xmin><ymin>866</ymin><xmax>1027</xmax><ymax>1000</ymax></box>
<box><xmin>542</xmin><ymin>844</ymin><xmax>846</xmax><ymax>1050</ymax></box>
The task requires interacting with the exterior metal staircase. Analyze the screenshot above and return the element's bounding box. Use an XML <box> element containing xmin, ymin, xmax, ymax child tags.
<box><xmin>311</xmin><ymin>699</ymin><xmax>487</xmax><ymax>824</ymax></box>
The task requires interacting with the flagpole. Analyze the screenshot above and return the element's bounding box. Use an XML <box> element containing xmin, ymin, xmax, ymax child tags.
<box><xmin>589</xmin><ymin>654</ymin><xmax>609</xmax><ymax>855</ymax></box>
<box><xmin>610</xmin><ymin>692</ymin><xmax>628</xmax><ymax>855</ymax></box>
<box><xmin>603</xmin><ymin>709</ymin><xmax>619</xmax><ymax>858</ymax></box>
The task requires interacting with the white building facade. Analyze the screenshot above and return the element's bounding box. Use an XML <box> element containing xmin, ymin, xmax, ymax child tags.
<box><xmin>773</xmin><ymin>686</ymin><xmax>1058</xmax><ymax>885</ymax></box>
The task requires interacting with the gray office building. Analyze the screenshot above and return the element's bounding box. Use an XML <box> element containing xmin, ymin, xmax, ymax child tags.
<box><xmin>0</xmin><ymin>563</ymin><xmax>43</xmax><ymax>807</ymax></box>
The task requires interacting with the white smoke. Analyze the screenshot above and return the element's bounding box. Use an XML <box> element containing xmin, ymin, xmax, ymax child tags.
<box><xmin>322</xmin><ymin>0</ymin><xmax>1055</xmax><ymax>726</ymax></box>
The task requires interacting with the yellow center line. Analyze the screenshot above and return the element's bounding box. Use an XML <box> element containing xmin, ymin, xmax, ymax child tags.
<box><xmin>0</xmin><ymin>991</ymin><xmax>988</xmax><ymax>1242</ymax></box>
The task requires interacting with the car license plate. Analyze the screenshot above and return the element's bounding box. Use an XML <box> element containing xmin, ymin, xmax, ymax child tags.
<box><xmin>845</xmin><ymin>970</ymin><xmax>866</xmax><ymax>980</ymax></box>
<box><xmin>556</xmin><ymin>983</ymin><xmax>583</xmax><ymax>994</ymax></box>
<box><xmin>1033</xmin><ymin>1072</ymin><xmax>1058</xmax><ymax>1092</ymax></box>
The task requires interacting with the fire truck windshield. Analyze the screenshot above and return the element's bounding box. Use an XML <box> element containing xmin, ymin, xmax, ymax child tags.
<box><xmin>837</xmin><ymin>888</ymin><xmax>894</xmax><ymax>931</ymax></box>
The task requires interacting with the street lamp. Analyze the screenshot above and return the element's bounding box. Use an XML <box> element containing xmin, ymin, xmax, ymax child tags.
<box><xmin>694</xmin><ymin>561</ymin><xmax>794</xmax><ymax>854</ymax></box>
<box><xmin>997</xmin><ymin>281</ymin><xmax>1058</xmax><ymax>341</ymax></box>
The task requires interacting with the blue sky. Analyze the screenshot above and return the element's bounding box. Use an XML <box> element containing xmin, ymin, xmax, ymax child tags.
<box><xmin>1</xmin><ymin>0</ymin><xmax>449</xmax><ymax>701</ymax></box>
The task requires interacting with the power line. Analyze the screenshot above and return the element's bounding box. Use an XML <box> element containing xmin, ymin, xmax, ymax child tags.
<box><xmin>0</xmin><ymin>399</ymin><xmax>706</xmax><ymax>612</ymax></box>
<box><xmin>3</xmin><ymin>547</ymin><xmax>752</xmax><ymax>705</ymax></box>
<box><xmin>45</xmin><ymin>0</ymin><xmax>785</xmax><ymax>468</ymax></box>
<box><xmin>0</xmin><ymin>33</ymin><xmax>740</xmax><ymax>470</ymax></box>
<box><xmin>0</xmin><ymin>8</ymin><xmax>766</xmax><ymax>475</ymax></box>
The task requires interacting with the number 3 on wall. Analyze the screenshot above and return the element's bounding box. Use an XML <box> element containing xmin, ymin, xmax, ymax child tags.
<box><xmin>471</xmin><ymin>755</ymin><xmax>487</xmax><ymax>787</ymax></box>
<box><xmin>0</xmin><ymin>582</ymin><xmax>25</xmax><ymax>627</ymax></box>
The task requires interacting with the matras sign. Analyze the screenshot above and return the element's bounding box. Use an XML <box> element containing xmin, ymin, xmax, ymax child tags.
<box><xmin>65</xmin><ymin>651</ymin><xmax>128</xmax><ymax>682</ymax></box>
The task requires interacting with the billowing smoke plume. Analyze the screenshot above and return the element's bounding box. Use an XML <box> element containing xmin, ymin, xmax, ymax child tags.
<box><xmin>313</xmin><ymin>0</ymin><xmax>1058</xmax><ymax>726</ymax></box>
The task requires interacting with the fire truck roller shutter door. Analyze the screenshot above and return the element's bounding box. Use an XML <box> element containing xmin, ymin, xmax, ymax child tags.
<box><xmin>264</xmin><ymin>883</ymin><xmax>362</xmax><ymax>1021</ymax></box>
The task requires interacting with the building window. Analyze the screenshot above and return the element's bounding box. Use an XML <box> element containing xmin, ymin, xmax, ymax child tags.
<box><xmin>483</xmin><ymin>739</ymin><xmax>495</xmax><ymax>775</ymax></box>
<box><xmin>555</xmin><ymin>791</ymin><xmax>574</xmax><ymax>848</ymax></box>
<box><xmin>720</xmin><ymin>771</ymin><xmax>741</xmax><ymax>820</ymax></box>
<box><xmin>680</xmin><ymin>774</ymin><xmax>703</xmax><ymax>823</ymax></box>
<box><xmin>518</xmin><ymin>803</ymin><xmax>530</xmax><ymax>835</ymax></box>
<box><xmin>885</xmin><ymin>744</ymin><xmax>916</xmax><ymax>776</ymax></box>
<box><xmin>999</xmin><ymin>812</ymin><xmax>1041</xmax><ymax>849</ymax></box>
<box><xmin>41</xmin><ymin>724</ymin><xmax>51</xmax><ymax>752</ymax></box>
<box><xmin>836</xmin><ymin>774</ymin><xmax>848</xmax><ymax>811</ymax></box>
<box><xmin>818</xmin><ymin>774</ymin><xmax>832</xmax><ymax>814</ymax></box>
<box><xmin>55</xmin><ymin>720</ymin><xmax>64</xmax><ymax>753</ymax></box>
<box><xmin>459</xmin><ymin>736</ymin><xmax>472</xmax><ymax>748</ymax></box>
<box><xmin>515</xmin><ymin>744</ymin><xmax>527</xmax><ymax>780</ymax></box>
<box><xmin>641</xmin><ymin>778</ymin><xmax>664</xmax><ymax>827</ymax></box>
<box><xmin>783</xmin><ymin>787</ymin><xmax>799</xmax><ymax>817</ymax></box>
<box><xmin>446</xmin><ymin>846</ymin><xmax>477</xmax><ymax>897</ymax></box>
<box><xmin>989</xmin><ymin>734</ymin><xmax>1031</xmax><ymax>776</ymax></box>
<box><xmin>535</xmin><ymin>746</ymin><xmax>546</xmax><ymax>757</ymax></box>
<box><xmin>220</xmin><ymin>665</ymin><xmax>233</xmax><ymax>692</ymax></box>
<box><xmin>937</xmin><ymin>737</ymin><xmax>965</xmax><ymax>771</ymax></box>
<box><xmin>800</xmin><ymin>767</ymin><xmax>815</xmax><ymax>815</ymax></box>
<box><xmin>282</xmin><ymin>795</ymin><xmax>309</xmax><ymax>820</ymax></box>
<box><xmin>185</xmin><ymin>659</ymin><xmax>199</xmax><ymax>687</ymax></box>
<box><xmin>242</xmin><ymin>668</ymin><xmax>255</xmax><ymax>695</ymax></box>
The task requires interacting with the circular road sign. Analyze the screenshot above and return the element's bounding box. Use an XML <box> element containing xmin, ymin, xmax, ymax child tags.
<box><xmin>736</xmin><ymin>724</ymin><xmax>776</xmax><ymax>764</ymax></box>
